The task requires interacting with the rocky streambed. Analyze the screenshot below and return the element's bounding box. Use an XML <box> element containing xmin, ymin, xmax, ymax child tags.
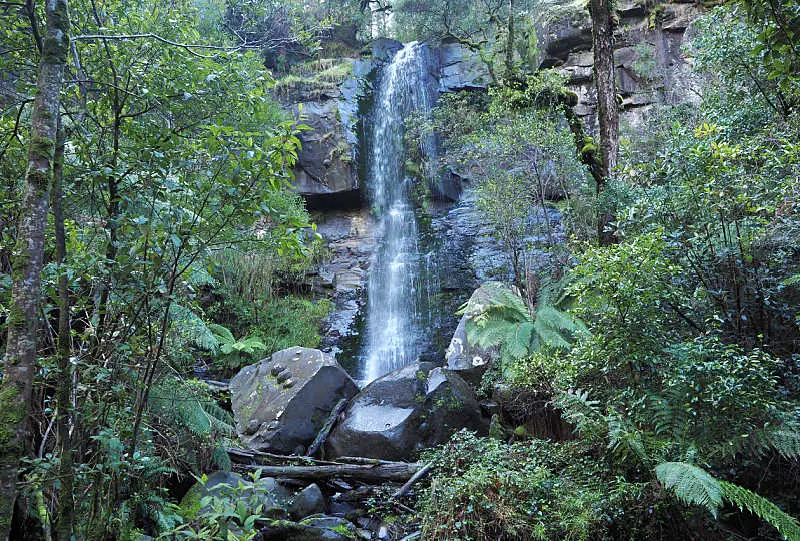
<box><xmin>182</xmin><ymin>285</ymin><xmax>501</xmax><ymax>540</ymax></box>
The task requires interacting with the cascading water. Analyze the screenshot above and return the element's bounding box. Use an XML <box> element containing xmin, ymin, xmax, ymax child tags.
<box><xmin>362</xmin><ymin>42</ymin><xmax>438</xmax><ymax>383</ymax></box>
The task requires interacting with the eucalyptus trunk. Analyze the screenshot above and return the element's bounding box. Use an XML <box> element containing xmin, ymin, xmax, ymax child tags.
<box><xmin>0</xmin><ymin>0</ymin><xmax>70</xmax><ymax>537</ymax></box>
<box><xmin>590</xmin><ymin>0</ymin><xmax>619</xmax><ymax>245</ymax></box>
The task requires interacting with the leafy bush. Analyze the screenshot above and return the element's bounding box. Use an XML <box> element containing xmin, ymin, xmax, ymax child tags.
<box><xmin>418</xmin><ymin>431</ymin><xmax>637</xmax><ymax>541</ymax></box>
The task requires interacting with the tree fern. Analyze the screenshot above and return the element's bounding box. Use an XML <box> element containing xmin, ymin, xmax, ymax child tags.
<box><xmin>148</xmin><ymin>377</ymin><xmax>233</xmax><ymax>437</ymax></box>
<box><xmin>647</xmin><ymin>389</ymin><xmax>690</xmax><ymax>441</ymax></box>
<box><xmin>713</xmin><ymin>425</ymin><xmax>800</xmax><ymax>460</ymax></box>
<box><xmin>460</xmin><ymin>281</ymin><xmax>587</xmax><ymax>361</ymax></box>
<box><xmin>656</xmin><ymin>461</ymin><xmax>800</xmax><ymax>540</ymax></box>
<box><xmin>167</xmin><ymin>303</ymin><xmax>219</xmax><ymax>351</ymax></box>
<box><xmin>766</xmin><ymin>428</ymin><xmax>800</xmax><ymax>459</ymax></box>
<box><xmin>606</xmin><ymin>408</ymin><xmax>647</xmax><ymax>462</ymax></box>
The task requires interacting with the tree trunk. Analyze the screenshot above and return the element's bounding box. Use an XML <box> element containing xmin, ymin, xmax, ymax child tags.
<box><xmin>505</xmin><ymin>0</ymin><xmax>515</xmax><ymax>78</ymax></box>
<box><xmin>590</xmin><ymin>0</ymin><xmax>619</xmax><ymax>245</ymax></box>
<box><xmin>52</xmin><ymin>124</ymin><xmax>74</xmax><ymax>541</ymax></box>
<box><xmin>0</xmin><ymin>0</ymin><xmax>70</xmax><ymax>537</ymax></box>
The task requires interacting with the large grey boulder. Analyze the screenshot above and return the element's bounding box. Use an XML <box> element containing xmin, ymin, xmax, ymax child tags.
<box><xmin>231</xmin><ymin>347</ymin><xmax>359</xmax><ymax>454</ymax></box>
<box><xmin>326</xmin><ymin>363</ymin><xmax>488</xmax><ymax>461</ymax></box>
<box><xmin>445</xmin><ymin>285</ymin><xmax>500</xmax><ymax>387</ymax></box>
<box><xmin>289</xmin><ymin>483</ymin><xmax>327</xmax><ymax>520</ymax></box>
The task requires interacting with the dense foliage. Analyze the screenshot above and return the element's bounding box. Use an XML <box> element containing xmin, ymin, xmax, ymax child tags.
<box><xmin>1</xmin><ymin>0</ymin><xmax>799</xmax><ymax>538</ymax></box>
<box><xmin>415</xmin><ymin>2</ymin><xmax>800</xmax><ymax>540</ymax></box>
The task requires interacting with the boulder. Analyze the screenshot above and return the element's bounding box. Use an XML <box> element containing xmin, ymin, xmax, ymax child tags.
<box><xmin>180</xmin><ymin>471</ymin><xmax>291</xmax><ymax>521</ymax></box>
<box><xmin>370</xmin><ymin>38</ymin><xmax>404</xmax><ymax>62</ymax></box>
<box><xmin>289</xmin><ymin>483</ymin><xmax>327</xmax><ymax>520</ymax></box>
<box><xmin>231</xmin><ymin>347</ymin><xmax>359</xmax><ymax>454</ymax></box>
<box><xmin>445</xmin><ymin>285</ymin><xmax>501</xmax><ymax>387</ymax></box>
<box><xmin>326</xmin><ymin>363</ymin><xmax>489</xmax><ymax>461</ymax></box>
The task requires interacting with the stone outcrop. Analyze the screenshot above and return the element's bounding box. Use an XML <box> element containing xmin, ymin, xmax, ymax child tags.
<box><xmin>230</xmin><ymin>347</ymin><xmax>359</xmax><ymax>454</ymax></box>
<box><xmin>445</xmin><ymin>285</ymin><xmax>502</xmax><ymax>387</ymax></box>
<box><xmin>438</xmin><ymin>42</ymin><xmax>493</xmax><ymax>92</ymax></box>
<box><xmin>291</xmin><ymin>99</ymin><xmax>359</xmax><ymax>197</ymax></box>
<box><xmin>326</xmin><ymin>362</ymin><xmax>489</xmax><ymax>461</ymax></box>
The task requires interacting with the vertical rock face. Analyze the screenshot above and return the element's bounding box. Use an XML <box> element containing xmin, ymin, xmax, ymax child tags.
<box><xmin>230</xmin><ymin>347</ymin><xmax>358</xmax><ymax>454</ymax></box>
<box><xmin>550</xmin><ymin>0</ymin><xmax>705</xmax><ymax>130</ymax></box>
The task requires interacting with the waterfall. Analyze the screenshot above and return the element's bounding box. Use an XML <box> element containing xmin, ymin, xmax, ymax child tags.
<box><xmin>362</xmin><ymin>42</ymin><xmax>437</xmax><ymax>383</ymax></box>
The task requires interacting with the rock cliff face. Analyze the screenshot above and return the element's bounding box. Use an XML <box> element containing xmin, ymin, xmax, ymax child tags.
<box><xmin>286</xmin><ymin>4</ymin><xmax>705</xmax><ymax>368</ymax></box>
<box><xmin>283</xmin><ymin>1</ymin><xmax>703</xmax><ymax>203</ymax></box>
<box><xmin>278</xmin><ymin>58</ymin><xmax>369</xmax><ymax>206</ymax></box>
<box><xmin>544</xmin><ymin>0</ymin><xmax>704</xmax><ymax>129</ymax></box>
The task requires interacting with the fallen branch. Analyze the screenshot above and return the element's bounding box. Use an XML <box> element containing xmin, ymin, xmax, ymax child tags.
<box><xmin>234</xmin><ymin>461</ymin><xmax>422</xmax><ymax>482</ymax></box>
<box><xmin>392</xmin><ymin>463</ymin><xmax>432</xmax><ymax>499</ymax></box>
<box><xmin>306</xmin><ymin>398</ymin><xmax>347</xmax><ymax>457</ymax></box>
<box><xmin>227</xmin><ymin>447</ymin><xmax>339</xmax><ymax>466</ymax></box>
<box><xmin>337</xmin><ymin>456</ymin><xmax>401</xmax><ymax>466</ymax></box>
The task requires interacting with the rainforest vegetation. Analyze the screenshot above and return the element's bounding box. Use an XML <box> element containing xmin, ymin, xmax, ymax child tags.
<box><xmin>0</xmin><ymin>0</ymin><xmax>799</xmax><ymax>539</ymax></box>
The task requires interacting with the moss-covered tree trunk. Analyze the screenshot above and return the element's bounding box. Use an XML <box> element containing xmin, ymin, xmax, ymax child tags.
<box><xmin>0</xmin><ymin>0</ymin><xmax>70</xmax><ymax>537</ymax></box>
<box><xmin>590</xmin><ymin>0</ymin><xmax>618</xmax><ymax>245</ymax></box>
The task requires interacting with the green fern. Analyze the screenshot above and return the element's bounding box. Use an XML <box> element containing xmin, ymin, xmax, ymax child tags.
<box><xmin>655</xmin><ymin>462</ymin><xmax>723</xmax><ymax>517</ymax></box>
<box><xmin>148</xmin><ymin>377</ymin><xmax>233</xmax><ymax>437</ymax></box>
<box><xmin>656</xmin><ymin>461</ymin><xmax>800</xmax><ymax>540</ymax></box>
<box><xmin>554</xmin><ymin>389</ymin><xmax>607</xmax><ymax>440</ymax></box>
<box><xmin>460</xmin><ymin>281</ymin><xmax>587</xmax><ymax>361</ymax></box>
<box><xmin>720</xmin><ymin>481</ymin><xmax>800</xmax><ymax>541</ymax></box>
<box><xmin>767</xmin><ymin>428</ymin><xmax>800</xmax><ymax>459</ymax></box>
<box><xmin>167</xmin><ymin>303</ymin><xmax>219</xmax><ymax>351</ymax></box>
<box><xmin>606</xmin><ymin>408</ymin><xmax>647</xmax><ymax>462</ymax></box>
<box><xmin>647</xmin><ymin>389</ymin><xmax>691</xmax><ymax>441</ymax></box>
<box><xmin>212</xmin><ymin>442</ymin><xmax>232</xmax><ymax>472</ymax></box>
<box><xmin>715</xmin><ymin>425</ymin><xmax>800</xmax><ymax>460</ymax></box>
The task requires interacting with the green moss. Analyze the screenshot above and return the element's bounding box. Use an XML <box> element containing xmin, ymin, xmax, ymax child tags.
<box><xmin>178</xmin><ymin>489</ymin><xmax>203</xmax><ymax>521</ymax></box>
<box><xmin>29</xmin><ymin>136</ymin><xmax>55</xmax><ymax>164</ymax></box>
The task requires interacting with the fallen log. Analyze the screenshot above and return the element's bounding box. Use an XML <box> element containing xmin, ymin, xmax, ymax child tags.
<box><xmin>336</xmin><ymin>456</ymin><xmax>400</xmax><ymax>466</ymax></box>
<box><xmin>233</xmin><ymin>461</ymin><xmax>422</xmax><ymax>482</ymax></box>
<box><xmin>227</xmin><ymin>447</ymin><xmax>339</xmax><ymax>466</ymax></box>
<box><xmin>306</xmin><ymin>398</ymin><xmax>348</xmax><ymax>457</ymax></box>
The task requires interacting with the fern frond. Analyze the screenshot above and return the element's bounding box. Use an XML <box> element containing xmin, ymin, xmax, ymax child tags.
<box><xmin>655</xmin><ymin>461</ymin><xmax>723</xmax><ymax>517</ymax></box>
<box><xmin>148</xmin><ymin>378</ymin><xmax>233</xmax><ymax>437</ymax></box>
<box><xmin>647</xmin><ymin>390</ymin><xmax>690</xmax><ymax>440</ymax></box>
<box><xmin>505</xmin><ymin>322</ymin><xmax>534</xmax><ymax>359</ymax></box>
<box><xmin>720</xmin><ymin>481</ymin><xmax>800</xmax><ymax>541</ymax></box>
<box><xmin>767</xmin><ymin>428</ymin><xmax>800</xmax><ymax>459</ymax></box>
<box><xmin>555</xmin><ymin>389</ymin><xmax>607</xmax><ymax>440</ymax></box>
<box><xmin>208</xmin><ymin>323</ymin><xmax>235</xmax><ymax>345</ymax></box>
<box><xmin>212</xmin><ymin>442</ymin><xmax>232</xmax><ymax>473</ymax></box>
<box><xmin>607</xmin><ymin>409</ymin><xmax>647</xmax><ymax>462</ymax></box>
<box><xmin>168</xmin><ymin>304</ymin><xmax>219</xmax><ymax>351</ymax></box>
